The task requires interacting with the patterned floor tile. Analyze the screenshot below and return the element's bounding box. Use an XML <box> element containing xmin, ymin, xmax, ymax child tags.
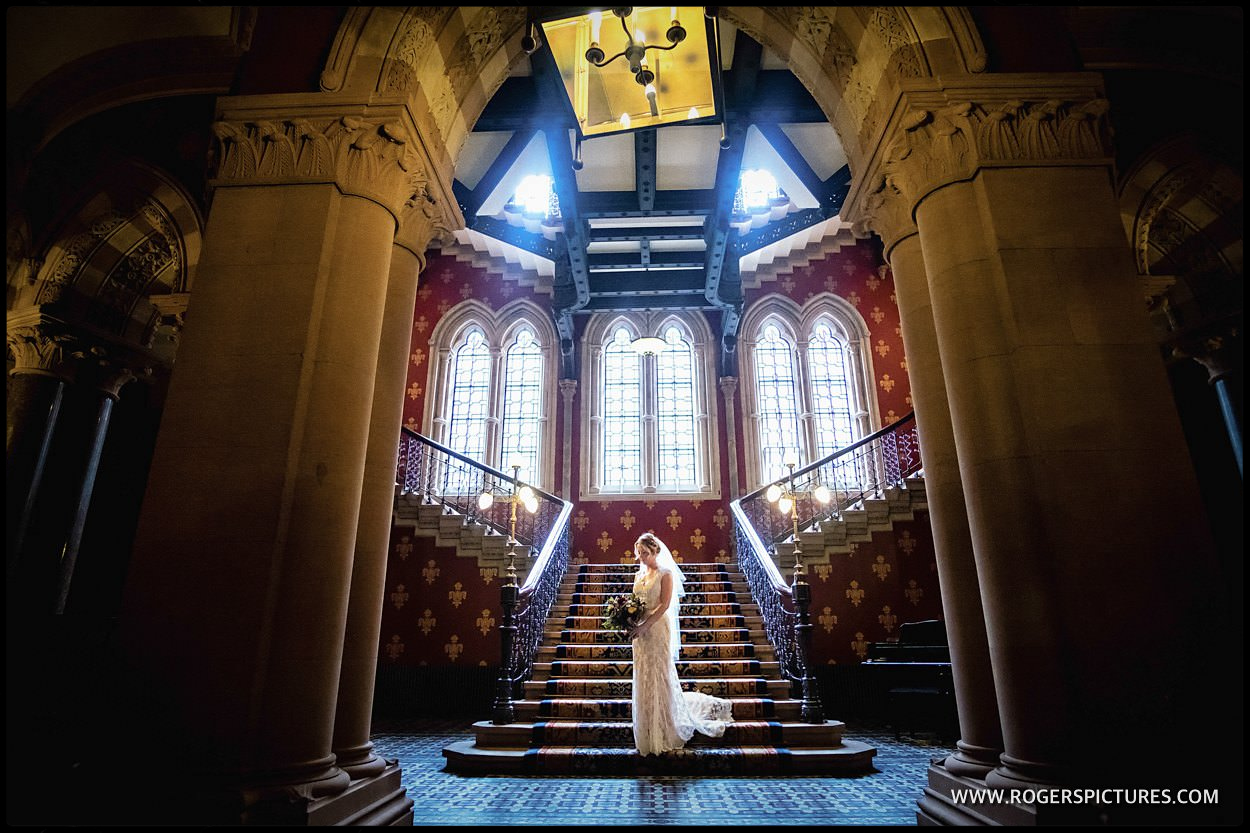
<box><xmin>372</xmin><ymin>719</ymin><xmax>954</xmax><ymax>826</ymax></box>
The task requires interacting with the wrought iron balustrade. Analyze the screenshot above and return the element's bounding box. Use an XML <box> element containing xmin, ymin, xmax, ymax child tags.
<box><xmin>396</xmin><ymin>428</ymin><xmax>572</xmax><ymax>724</ymax></box>
<box><xmin>730</xmin><ymin>412</ymin><xmax>923</xmax><ymax>709</ymax></box>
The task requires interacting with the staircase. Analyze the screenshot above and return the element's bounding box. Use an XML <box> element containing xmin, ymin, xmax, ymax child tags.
<box><xmin>396</xmin><ymin>494</ymin><xmax>530</xmax><ymax>573</ymax></box>
<box><xmin>443</xmin><ymin>561</ymin><xmax>876</xmax><ymax>774</ymax></box>
<box><xmin>774</xmin><ymin>475</ymin><xmax>927</xmax><ymax>570</ymax></box>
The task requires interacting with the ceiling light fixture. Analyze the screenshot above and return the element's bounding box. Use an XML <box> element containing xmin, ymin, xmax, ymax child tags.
<box><xmin>530</xmin><ymin>7</ymin><xmax>726</xmax><ymax>140</ymax></box>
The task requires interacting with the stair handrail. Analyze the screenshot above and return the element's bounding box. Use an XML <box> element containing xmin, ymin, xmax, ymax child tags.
<box><xmin>730</xmin><ymin>411</ymin><xmax>922</xmax><ymax>718</ymax></box>
<box><xmin>395</xmin><ymin>428</ymin><xmax>573</xmax><ymax>724</ymax></box>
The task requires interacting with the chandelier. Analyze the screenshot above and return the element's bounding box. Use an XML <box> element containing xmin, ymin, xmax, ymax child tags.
<box><xmin>527</xmin><ymin>7</ymin><xmax>725</xmax><ymax>139</ymax></box>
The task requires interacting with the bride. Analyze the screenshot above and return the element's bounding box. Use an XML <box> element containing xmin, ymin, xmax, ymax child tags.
<box><xmin>627</xmin><ymin>532</ymin><xmax>734</xmax><ymax>755</ymax></box>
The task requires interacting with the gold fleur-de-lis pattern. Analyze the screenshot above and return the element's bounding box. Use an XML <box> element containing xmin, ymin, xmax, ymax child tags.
<box><xmin>666</xmin><ymin>509</ymin><xmax>682</xmax><ymax>530</ymax></box>
<box><xmin>871</xmin><ymin>554</ymin><xmax>892</xmax><ymax>581</ymax></box>
<box><xmin>422</xmin><ymin>559</ymin><xmax>440</xmax><ymax>585</ymax></box>
<box><xmin>904</xmin><ymin>579</ymin><xmax>924</xmax><ymax>606</ymax></box>
<box><xmin>879</xmin><ymin>374</ymin><xmax>895</xmax><ymax>393</ymax></box>
<box><xmin>407</xmin><ymin>382</ymin><xmax>422</xmax><ymax>400</ymax></box>
<box><xmin>459</xmin><ymin>283</ymin><xmax>473</xmax><ymax>299</ymax></box>
<box><xmin>897</xmin><ymin>530</ymin><xmax>916</xmax><ymax>555</ymax></box>
<box><xmin>444</xmin><ymin>635</ymin><xmax>463</xmax><ymax>662</ymax></box>
<box><xmin>689</xmin><ymin>499</ymin><xmax>703</xmax><ymax>509</ymax></box>
<box><xmin>596</xmin><ymin>531</ymin><xmax>613</xmax><ymax>552</ymax></box>
<box><xmin>851</xmin><ymin>632</ymin><xmax>868</xmax><ymax>660</ymax></box>
<box><xmin>846</xmin><ymin>580</ymin><xmax>865</xmax><ymax>607</ymax></box>
<box><xmin>390</xmin><ymin>583</ymin><xmax>409</xmax><ymax>610</ymax></box>
<box><xmin>813</xmin><ymin>564</ymin><xmax>833</xmax><ymax>583</ymax></box>
<box><xmin>875</xmin><ymin>339</ymin><xmax>890</xmax><ymax>357</ymax></box>
<box><xmin>870</xmin><ymin>306</ymin><xmax>885</xmax><ymax>325</ymax></box>
<box><xmin>712</xmin><ymin>508</ymin><xmax>728</xmax><ymax>530</ymax></box>
<box><xmin>448</xmin><ymin>581</ymin><xmax>466</xmax><ymax>608</ymax></box>
<box><xmin>410</xmin><ymin>347</ymin><xmax>425</xmax><ymax>366</ymax></box>
<box><xmin>479</xmin><ymin>567</ymin><xmax>497</xmax><ymax>585</ymax></box>
<box><xmin>475</xmin><ymin>609</ymin><xmax>495</xmax><ymax>636</ymax></box>
<box><xmin>404</xmin><ymin>416</ymin><xmax>419</xmax><ymax>432</ymax></box>
<box><xmin>418</xmin><ymin>609</ymin><xmax>436</xmax><ymax>635</ymax></box>
<box><xmin>818</xmin><ymin>607</ymin><xmax>839</xmax><ymax>632</ymax></box>
<box><xmin>689</xmin><ymin>528</ymin><xmax>706</xmax><ymax>550</ymax></box>
<box><xmin>385</xmin><ymin>634</ymin><xmax>405</xmax><ymax>661</ymax></box>
<box><xmin>574</xmin><ymin>510</ymin><xmax>589</xmax><ymax>531</ymax></box>
<box><xmin>878</xmin><ymin>605</ymin><xmax>897</xmax><ymax>633</ymax></box>
<box><xmin>394</xmin><ymin>535</ymin><xmax>413</xmax><ymax>561</ymax></box>
<box><xmin>619</xmin><ymin>509</ymin><xmax>635</xmax><ymax>530</ymax></box>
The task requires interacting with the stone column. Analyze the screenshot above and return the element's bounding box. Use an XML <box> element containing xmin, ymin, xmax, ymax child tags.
<box><xmin>1173</xmin><ymin>326</ymin><xmax>1243</xmax><ymax>477</ymax></box>
<box><xmin>878</xmin><ymin>221</ymin><xmax>1004</xmax><ymax>779</ymax></box>
<box><xmin>5</xmin><ymin>313</ymin><xmax>72</xmax><ymax>578</ymax></box>
<box><xmin>50</xmin><ymin>353</ymin><xmax>138</xmax><ymax>614</ymax></box>
<box><xmin>559</xmin><ymin>379</ymin><xmax>578</xmax><ymax>497</ymax></box>
<box><xmin>848</xmin><ymin>74</ymin><xmax>1225</xmax><ymax>805</ymax></box>
<box><xmin>120</xmin><ymin>98</ymin><xmax>450</xmax><ymax>822</ymax></box>
<box><xmin>332</xmin><ymin>203</ymin><xmax>439</xmax><ymax>779</ymax></box>
<box><xmin>719</xmin><ymin>377</ymin><xmax>740</xmax><ymax>497</ymax></box>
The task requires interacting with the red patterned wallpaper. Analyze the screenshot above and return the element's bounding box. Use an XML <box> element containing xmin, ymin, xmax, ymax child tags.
<box><xmin>381</xmin><ymin>243</ymin><xmax>938</xmax><ymax>669</ymax></box>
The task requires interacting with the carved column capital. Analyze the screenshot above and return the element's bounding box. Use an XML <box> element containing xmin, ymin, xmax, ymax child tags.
<box><xmin>209</xmin><ymin>97</ymin><xmax>464</xmax><ymax>236</ymax></box>
<box><xmin>718</xmin><ymin>376</ymin><xmax>739</xmax><ymax>398</ymax></box>
<box><xmin>559</xmin><ymin>379</ymin><xmax>578</xmax><ymax>403</ymax></box>
<box><xmin>845</xmin><ymin>73</ymin><xmax>1115</xmax><ymax>230</ymax></box>
<box><xmin>1170</xmin><ymin>320</ymin><xmax>1242</xmax><ymax>384</ymax></box>
<box><xmin>7</xmin><ymin>323</ymin><xmax>75</xmax><ymax>379</ymax></box>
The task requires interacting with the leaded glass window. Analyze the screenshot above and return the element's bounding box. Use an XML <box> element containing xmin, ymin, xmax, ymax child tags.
<box><xmin>755</xmin><ymin>323</ymin><xmax>803</xmax><ymax>484</ymax></box>
<box><xmin>500</xmin><ymin>327</ymin><xmax>543</xmax><ymax>485</ymax></box>
<box><xmin>601</xmin><ymin>327</ymin><xmax>643</xmax><ymax>491</ymax></box>
<box><xmin>655</xmin><ymin>325</ymin><xmax>699</xmax><ymax>490</ymax></box>
<box><xmin>808</xmin><ymin>320</ymin><xmax>854</xmax><ymax>459</ymax></box>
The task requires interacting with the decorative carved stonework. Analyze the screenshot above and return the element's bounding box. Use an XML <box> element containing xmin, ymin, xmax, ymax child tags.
<box><xmin>869</xmin><ymin>7</ymin><xmax>927</xmax><ymax>79</ymax></box>
<box><xmin>848</xmin><ymin>79</ymin><xmax>1115</xmax><ymax>238</ymax></box>
<box><xmin>210</xmin><ymin>115</ymin><xmax>430</xmax><ymax>220</ymax></box>
<box><xmin>6</xmin><ymin>323</ymin><xmax>75</xmax><ymax>378</ymax></box>
<box><xmin>383</xmin><ymin>7</ymin><xmax>451</xmax><ymax>94</ymax></box>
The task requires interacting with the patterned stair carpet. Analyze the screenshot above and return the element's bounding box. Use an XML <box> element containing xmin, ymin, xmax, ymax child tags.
<box><xmin>443</xmin><ymin>562</ymin><xmax>877</xmax><ymax>775</ymax></box>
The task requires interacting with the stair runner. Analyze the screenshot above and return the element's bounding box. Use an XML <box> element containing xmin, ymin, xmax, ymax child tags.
<box><xmin>443</xmin><ymin>561</ymin><xmax>876</xmax><ymax>774</ymax></box>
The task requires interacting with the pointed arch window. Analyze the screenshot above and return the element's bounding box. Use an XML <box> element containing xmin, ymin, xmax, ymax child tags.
<box><xmin>425</xmin><ymin>301</ymin><xmax>558</xmax><ymax>491</ymax></box>
<box><xmin>740</xmin><ymin>295</ymin><xmax>879</xmax><ymax>489</ymax></box>
<box><xmin>582</xmin><ymin>313</ymin><xmax>720</xmax><ymax>499</ymax></box>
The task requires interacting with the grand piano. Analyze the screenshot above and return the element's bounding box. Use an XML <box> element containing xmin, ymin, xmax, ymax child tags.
<box><xmin>861</xmin><ymin>619</ymin><xmax>957</xmax><ymax>739</ymax></box>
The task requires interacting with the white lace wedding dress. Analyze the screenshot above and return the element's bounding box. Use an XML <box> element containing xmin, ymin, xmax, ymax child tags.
<box><xmin>631</xmin><ymin>565</ymin><xmax>734</xmax><ymax>755</ymax></box>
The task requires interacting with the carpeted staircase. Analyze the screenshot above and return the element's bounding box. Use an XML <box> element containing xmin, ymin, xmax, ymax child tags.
<box><xmin>442</xmin><ymin>561</ymin><xmax>877</xmax><ymax>774</ymax></box>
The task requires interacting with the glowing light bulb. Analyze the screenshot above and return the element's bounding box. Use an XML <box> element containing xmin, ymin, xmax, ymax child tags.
<box><xmin>778</xmin><ymin>496</ymin><xmax>794</xmax><ymax>515</ymax></box>
<box><xmin>814</xmin><ymin>484</ymin><xmax>832</xmax><ymax>504</ymax></box>
<box><xmin>523</xmin><ymin>494</ymin><xmax>539</xmax><ymax>514</ymax></box>
<box><xmin>671</xmin><ymin>6</ymin><xmax>678</xmax><ymax>21</ymax></box>
<box><xmin>620</xmin><ymin>112</ymin><xmax>631</xmax><ymax>128</ymax></box>
<box><xmin>766</xmin><ymin>484</ymin><xmax>782</xmax><ymax>504</ymax></box>
<box><xmin>589</xmin><ymin>10</ymin><xmax>602</xmax><ymax>42</ymax></box>
<box><xmin>688</xmin><ymin>106</ymin><xmax>699</xmax><ymax>119</ymax></box>
<box><xmin>645</xmin><ymin>83</ymin><xmax>657</xmax><ymax>98</ymax></box>
<box><xmin>518</xmin><ymin>485</ymin><xmax>534</xmax><ymax>503</ymax></box>
<box><xmin>636</xmin><ymin>30</ymin><xmax>646</xmax><ymax>45</ymax></box>
<box><xmin>477</xmin><ymin>491</ymin><xmax>494</xmax><ymax>511</ymax></box>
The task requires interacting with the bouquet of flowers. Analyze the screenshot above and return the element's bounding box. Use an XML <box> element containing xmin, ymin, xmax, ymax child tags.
<box><xmin>602</xmin><ymin>592</ymin><xmax>646</xmax><ymax>632</ymax></box>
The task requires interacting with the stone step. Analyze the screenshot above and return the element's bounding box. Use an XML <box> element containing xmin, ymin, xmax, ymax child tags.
<box><xmin>515</xmin><ymin>696</ymin><xmax>801</xmax><ymax>721</ymax></box>
<box><xmin>523</xmin><ymin>676</ymin><xmax>791</xmax><ymax>699</ymax></box>
<box><xmin>538</xmin><ymin>642</ymin><xmax>773</xmax><ymax>661</ymax></box>
<box><xmin>564</xmin><ymin>602</ymin><xmax>745</xmax><ymax>616</ymax></box>
<box><xmin>560</xmin><ymin>614</ymin><xmax>758</xmax><ymax>630</ymax></box>
<box><xmin>547</xmin><ymin>628</ymin><xmax>753</xmax><ymax>644</ymax></box>
<box><xmin>531</xmin><ymin>659</ymin><xmax>781</xmax><ymax>680</ymax></box>
<box><xmin>468</xmin><ymin>719</ymin><xmax>845</xmax><ymax>749</ymax></box>
<box><xmin>442</xmin><ymin>738</ymin><xmax>877</xmax><ymax>775</ymax></box>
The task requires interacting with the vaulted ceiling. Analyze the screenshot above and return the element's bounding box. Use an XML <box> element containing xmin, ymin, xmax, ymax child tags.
<box><xmin>443</xmin><ymin>21</ymin><xmax>858</xmax><ymax>376</ymax></box>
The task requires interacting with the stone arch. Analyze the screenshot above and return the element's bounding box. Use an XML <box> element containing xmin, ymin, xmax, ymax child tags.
<box><xmin>29</xmin><ymin>161</ymin><xmax>203</xmax><ymax>349</ymax></box>
<box><xmin>322</xmin><ymin>7</ymin><xmax>980</xmax><ymax>197</ymax></box>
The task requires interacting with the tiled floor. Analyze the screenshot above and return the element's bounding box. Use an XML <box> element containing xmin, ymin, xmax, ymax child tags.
<box><xmin>371</xmin><ymin>719</ymin><xmax>955</xmax><ymax>826</ymax></box>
